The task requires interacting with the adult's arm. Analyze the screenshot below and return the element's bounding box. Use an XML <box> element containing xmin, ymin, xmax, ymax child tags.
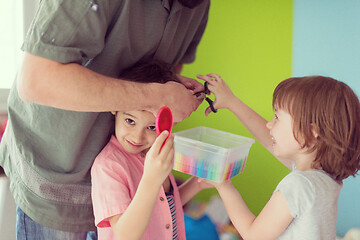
<box><xmin>17</xmin><ymin>53</ymin><xmax>198</xmax><ymax>121</ymax></box>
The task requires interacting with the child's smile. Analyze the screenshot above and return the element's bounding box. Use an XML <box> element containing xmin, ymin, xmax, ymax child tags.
<box><xmin>125</xmin><ymin>139</ymin><xmax>144</xmax><ymax>150</ymax></box>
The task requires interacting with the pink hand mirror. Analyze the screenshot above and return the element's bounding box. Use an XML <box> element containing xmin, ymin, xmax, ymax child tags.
<box><xmin>156</xmin><ymin>106</ymin><xmax>173</xmax><ymax>140</ymax></box>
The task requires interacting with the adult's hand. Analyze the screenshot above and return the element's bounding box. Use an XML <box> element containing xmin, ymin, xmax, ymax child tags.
<box><xmin>173</xmin><ymin>64</ymin><xmax>204</xmax><ymax>92</ymax></box>
<box><xmin>154</xmin><ymin>81</ymin><xmax>201</xmax><ymax>122</ymax></box>
<box><xmin>176</xmin><ymin>74</ymin><xmax>204</xmax><ymax>92</ymax></box>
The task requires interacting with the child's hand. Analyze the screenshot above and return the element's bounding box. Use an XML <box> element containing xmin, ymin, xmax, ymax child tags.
<box><xmin>194</xmin><ymin>177</ymin><xmax>215</xmax><ymax>190</ymax></box>
<box><xmin>198</xmin><ymin>178</ymin><xmax>233</xmax><ymax>190</ymax></box>
<box><xmin>142</xmin><ymin>131</ymin><xmax>174</xmax><ymax>187</ymax></box>
<box><xmin>197</xmin><ymin>73</ymin><xmax>236</xmax><ymax>116</ymax></box>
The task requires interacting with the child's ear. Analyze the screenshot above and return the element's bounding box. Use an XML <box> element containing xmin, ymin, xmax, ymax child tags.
<box><xmin>310</xmin><ymin>123</ymin><xmax>319</xmax><ymax>139</ymax></box>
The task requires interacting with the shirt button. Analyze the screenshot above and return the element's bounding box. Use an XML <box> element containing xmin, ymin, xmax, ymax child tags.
<box><xmin>165</xmin><ymin>224</ymin><xmax>170</xmax><ymax>229</ymax></box>
<box><xmin>160</xmin><ymin>197</ymin><xmax>164</xmax><ymax>201</ymax></box>
<box><xmin>91</xmin><ymin>3</ymin><xmax>98</xmax><ymax>12</ymax></box>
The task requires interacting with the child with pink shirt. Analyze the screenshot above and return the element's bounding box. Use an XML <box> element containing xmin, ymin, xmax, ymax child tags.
<box><xmin>91</xmin><ymin>61</ymin><xmax>211</xmax><ymax>240</ymax></box>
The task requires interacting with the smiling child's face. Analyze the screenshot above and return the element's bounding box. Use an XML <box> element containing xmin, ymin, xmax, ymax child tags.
<box><xmin>114</xmin><ymin>110</ymin><xmax>158</xmax><ymax>155</ymax></box>
<box><xmin>266</xmin><ymin>108</ymin><xmax>303</xmax><ymax>162</ymax></box>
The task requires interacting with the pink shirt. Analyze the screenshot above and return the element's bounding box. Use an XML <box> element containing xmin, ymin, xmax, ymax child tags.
<box><xmin>91</xmin><ymin>135</ymin><xmax>186</xmax><ymax>240</ymax></box>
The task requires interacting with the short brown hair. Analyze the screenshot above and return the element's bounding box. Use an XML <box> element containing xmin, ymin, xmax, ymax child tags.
<box><xmin>119</xmin><ymin>60</ymin><xmax>180</xmax><ymax>84</ymax></box>
<box><xmin>273</xmin><ymin>76</ymin><xmax>360</xmax><ymax>181</ymax></box>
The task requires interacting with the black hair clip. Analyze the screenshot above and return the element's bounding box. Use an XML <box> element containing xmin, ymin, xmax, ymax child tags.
<box><xmin>193</xmin><ymin>81</ymin><xmax>217</xmax><ymax>113</ymax></box>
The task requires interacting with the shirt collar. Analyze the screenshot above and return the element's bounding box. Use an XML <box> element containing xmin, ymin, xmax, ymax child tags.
<box><xmin>161</xmin><ymin>0</ymin><xmax>184</xmax><ymax>15</ymax></box>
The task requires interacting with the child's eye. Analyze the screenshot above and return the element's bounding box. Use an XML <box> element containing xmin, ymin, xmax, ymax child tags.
<box><xmin>125</xmin><ymin>118</ymin><xmax>135</xmax><ymax>125</ymax></box>
<box><xmin>148</xmin><ymin>126</ymin><xmax>156</xmax><ymax>131</ymax></box>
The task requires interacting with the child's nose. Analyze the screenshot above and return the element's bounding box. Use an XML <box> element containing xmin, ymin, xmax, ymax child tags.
<box><xmin>132</xmin><ymin>129</ymin><xmax>145</xmax><ymax>143</ymax></box>
<box><xmin>266</xmin><ymin>119</ymin><xmax>273</xmax><ymax>129</ymax></box>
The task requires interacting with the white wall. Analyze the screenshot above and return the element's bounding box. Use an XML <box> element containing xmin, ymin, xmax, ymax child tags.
<box><xmin>0</xmin><ymin>1</ymin><xmax>39</xmax><ymax>239</ymax></box>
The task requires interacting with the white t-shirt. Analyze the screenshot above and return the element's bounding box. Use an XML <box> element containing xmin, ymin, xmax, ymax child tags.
<box><xmin>275</xmin><ymin>170</ymin><xmax>342</xmax><ymax>240</ymax></box>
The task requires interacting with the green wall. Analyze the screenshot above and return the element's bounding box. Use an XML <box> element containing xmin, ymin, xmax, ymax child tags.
<box><xmin>173</xmin><ymin>0</ymin><xmax>293</xmax><ymax>215</ymax></box>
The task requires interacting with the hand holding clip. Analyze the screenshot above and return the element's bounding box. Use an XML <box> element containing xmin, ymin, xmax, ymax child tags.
<box><xmin>193</xmin><ymin>81</ymin><xmax>217</xmax><ymax>113</ymax></box>
<box><xmin>203</xmin><ymin>82</ymin><xmax>217</xmax><ymax>113</ymax></box>
<box><xmin>196</xmin><ymin>74</ymin><xmax>237</xmax><ymax>116</ymax></box>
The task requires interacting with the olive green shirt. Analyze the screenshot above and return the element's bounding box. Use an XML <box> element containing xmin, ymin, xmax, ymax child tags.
<box><xmin>0</xmin><ymin>0</ymin><xmax>209</xmax><ymax>231</ymax></box>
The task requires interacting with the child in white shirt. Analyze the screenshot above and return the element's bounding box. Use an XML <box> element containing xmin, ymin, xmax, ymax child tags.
<box><xmin>197</xmin><ymin>74</ymin><xmax>360</xmax><ymax>240</ymax></box>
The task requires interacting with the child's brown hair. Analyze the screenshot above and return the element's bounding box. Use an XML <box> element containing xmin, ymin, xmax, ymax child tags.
<box><xmin>272</xmin><ymin>76</ymin><xmax>360</xmax><ymax>181</ymax></box>
<box><xmin>120</xmin><ymin>60</ymin><xmax>180</xmax><ymax>84</ymax></box>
